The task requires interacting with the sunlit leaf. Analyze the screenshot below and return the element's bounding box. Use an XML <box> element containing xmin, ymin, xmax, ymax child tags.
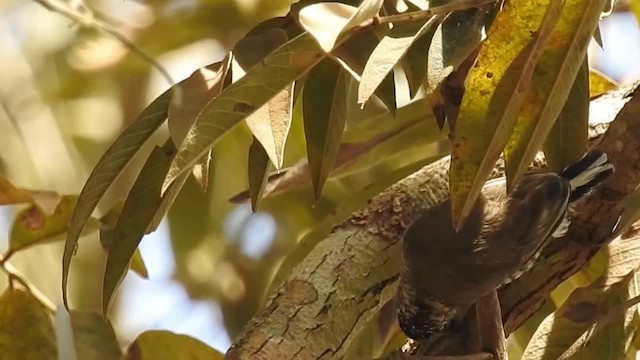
<box><xmin>333</xmin><ymin>31</ymin><xmax>397</xmax><ymax>113</ymax></box>
<box><xmin>9</xmin><ymin>196</ymin><xmax>99</xmax><ymax>254</ymax></box>
<box><xmin>63</xmin><ymin>87</ymin><xmax>172</xmax><ymax>308</ymax></box>
<box><xmin>358</xmin><ymin>15</ymin><xmax>441</xmax><ymax>105</ymax></box>
<box><xmin>297</xmin><ymin>0</ymin><xmax>384</xmax><ymax>52</ymax></box>
<box><xmin>191</xmin><ymin>150</ymin><xmax>212</xmax><ymax>191</ymax></box>
<box><xmin>632</xmin><ymin>1</ymin><xmax>640</xmax><ymax>26</ymax></box>
<box><xmin>234</xmin><ymin>28</ymin><xmax>293</xmax><ymax>169</ymax></box>
<box><xmin>589</xmin><ymin>68</ymin><xmax>619</xmax><ymax>98</ymax></box>
<box><xmin>168</xmin><ymin>57</ymin><xmax>231</xmax><ymax>146</ymax></box>
<box><xmin>162</xmin><ymin>32</ymin><xmax>326</xmax><ymax>194</ymax></box>
<box><xmin>125</xmin><ymin>330</ymin><xmax>224</xmax><ymax>360</ymax></box>
<box><xmin>0</xmin><ymin>288</ymin><xmax>56</xmax><ymax>360</ymax></box>
<box><xmin>503</xmin><ymin>0</ymin><xmax>611</xmax><ymax>189</ymax></box>
<box><xmin>401</xmin><ymin>15</ymin><xmax>444</xmax><ymax>98</ymax></box>
<box><xmin>450</xmin><ymin>0</ymin><xmax>562</xmax><ymax>226</ymax></box>
<box><xmin>248</xmin><ymin>138</ymin><xmax>271</xmax><ymax>211</ymax></box>
<box><xmin>303</xmin><ymin>58</ymin><xmax>351</xmax><ymax>200</ymax></box>
<box><xmin>102</xmin><ymin>143</ymin><xmax>175</xmax><ymax>316</ymax></box>
<box><xmin>543</xmin><ymin>59</ymin><xmax>589</xmax><ymax>173</ymax></box>
<box><xmin>0</xmin><ymin>177</ymin><xmax>62</xmax><ymax>215</ymax></box>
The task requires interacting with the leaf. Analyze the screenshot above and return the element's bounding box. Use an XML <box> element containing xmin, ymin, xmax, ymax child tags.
<box><xmin>125</xmin><ymin>330</ymin><xmax>224</xmax><ymax>360</ymax></box>
<box><xmin>0</xmin><ymin>288</ymin><xmax>56</xmax><ymax>360</ymax></box>
<box><xmin>303</xmin><ymin>58</ymin><xmax>351</xmax><ymax>200</ymax></box>
<box><xmin>589</xmin><ymin>68</ymin><xmax>619</xmax><ymax>98</ymax></box>
<box><xmin>297</xmin><ymin>0</ymin><xmax>385</xmax><ymax>52</ymax></box>
<box><xmin>168</xmin><ymin>57</ymin><xmax>232</xmax><ymax>146</ymax></box>
<box><xmin>401</xmin><ymin>15</ymin><xmax>444</xmax><ymax>98</ymax></box>
<box><xmin>522</xmin><ymin>233</ymin><xmax>640</xmax><ymax>360</ymax></box>
<box><xmin>100</xmin><ymin>227</ymin><xmax>149</xmax><ymax>280</ymax></box>
<box><xmin>358</xmin><ymin>15</ymin><xmax>442</xmax><ymax>105</ymax></box>
<box><xmin>449</xmin><ymin>0</ymin><xmax>563</xmax><ymax>227</ymax></box>
<box><xmin>102</xmin><ymin>143</ymin><xmax>175</xmax><ymax>316</ymax></box>
<box><xmin>248</xmin><ymin>138</ymin><xmax>271</xmax><ymax>211</ymax></box>
<box><xmin>9</xmin><ymin>196</ymin><xmax>99</xmax><ymax>253</ymax></box>
<box><xmin>234</xmin><ymin>28</ymin><xmax>293</xmax><ymax>169</ymax></box>
<box><xmin>63</xmin><ymin>87</ymin><xmax>172</xmax><ymax>308</ymax></box>
<box><xmin>333</xmin><ymin>31</ymin><xmax>397</xmax><ymax>113</ymax></box>
<box><xmin>162</xmin><ymin>32</ymin><xmax>326</xmax><ymax>194</ymax></box>
<box><xmin>191</xmin><ymin>150</ymin><xmax>211</xmax><ymax>191</ymax></box>
<box><xmin>0</xmin><ymin>177</ymin><xmax>62</xmax><ymax>215</ymax></box>
<box><xmin>503</xmin><ymin>0</ymin><xmax>611</xmax><ymax>189</ymax></box>
<box><xmin>543</xmin><ymin>59</ymin><xmax>589</xmax><ymax>173</ymax></box>
<box><xmin>67</xmin><ymin>311</ymin><xmax>122</xmax><ymax>360</ymax></box>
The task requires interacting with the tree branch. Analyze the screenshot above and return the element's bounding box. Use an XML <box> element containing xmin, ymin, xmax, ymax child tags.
<box><xmin>225</xmin><ymin>83</ymin><xmax>640</xmax><ymax>360</ymax></box>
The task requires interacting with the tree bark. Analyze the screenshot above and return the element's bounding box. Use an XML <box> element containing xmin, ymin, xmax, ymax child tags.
<box><xmin>225</xmin><ymin>83</ymin><xmax>640</xmax><ymax>360</ymax></box>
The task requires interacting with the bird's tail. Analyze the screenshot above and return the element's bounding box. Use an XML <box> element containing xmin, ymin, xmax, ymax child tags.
<box><xmin>560</xmin><ymin>149</ymin><xmax>615</xmax><ymax>202</ymax></box>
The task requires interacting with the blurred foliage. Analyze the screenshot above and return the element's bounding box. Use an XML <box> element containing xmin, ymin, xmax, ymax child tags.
<box><xmin>0</xmin><ymin>0</ymin><xmax>639</xmax><ymax>358</ymax></box>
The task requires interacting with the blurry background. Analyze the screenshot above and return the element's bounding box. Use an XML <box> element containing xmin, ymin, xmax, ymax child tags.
<box><xmin>0</xmin><ymin>0</ymin><xmax>638</xmax><ymax>354</ymax></box>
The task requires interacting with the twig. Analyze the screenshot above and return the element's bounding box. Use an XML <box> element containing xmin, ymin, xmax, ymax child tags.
<box><xmin>30</xmin><ymin>0</ymin><xmax>175</xmax><ymax>88</ymax></box>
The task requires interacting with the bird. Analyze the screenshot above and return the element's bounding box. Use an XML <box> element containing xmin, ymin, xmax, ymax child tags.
<box><xmin>396</xmin><ymin>149</ymin><xmax>615</xmax><ymax>341</ymax></box>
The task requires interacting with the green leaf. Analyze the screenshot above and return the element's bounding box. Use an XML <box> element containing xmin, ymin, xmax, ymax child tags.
<box><xmin>333</xmin><ymin>31</ymin><xmax>397</xmax><ymax>113</ymax></box>
<box><xmin>191</xmin><ymin>150</ymin><xmax>212</xmax><ymax>191</ymax></box>
<box><xmin>0</xmin><ymin>288</ymin><xmax>56</xmax><ymax>360</ymax></box>
<box><xmin>10</xmin><ymin>196</ymin><xmax>99</xmax><ymax>253</ymax></box>
<box><xmin>125</xmin><ymin>330</ymin><xmax>224</xmax><ymax>360</ymax></box>
<box><xmin>297</xmin><ymin>0</ymin><xmax>385</xmax><ymax>52</ymax></box>
<box><xmin>162</xmin><ymin>32</ymin><xmax>326</xmax><ymax>194</ymax></box>
<box><xmin>450</xmin><ymin>0</ymin><xmax>562</xmax><ymax>226</ymax></box>
<box><xmin>248</xmin><ymin>138</ymin><xmax>271</xmax><ymax>212</ymax></box>
<box><xmin>234</xmin><ymin>28</ymin><xmax>293</xmax><ymax>169</ymax></box>
<box><xmin>63</xmin><ymin>88</ymin><xmax>171</xmax><ymax>308</ymax></box>
<box><xmin>303</xmin><ymin>58</ymin><xmax>351</xmax><ymax>200</ymax></box>
<box><xmin>632</xmin><ymin>1</ymin><xmax>640</xmax><ymax>26</ymax></box>
<box><xmin>65</xmin><ymin>311</ymin><xmax>122</xmax><ymax>360</ymax></box>
<box><xmin>102</xmin><ymin>143</ymin><xmax>175</xmax><ymax>316</ymax></box>
<box><xmin>589</xmin><ymin>68</ymin><xmax>619</xmax><ymax>98</ymax></box>
<box><xmin>503</xmin><ymin>0</ymin><xmax>611</xmax><ymax>189</ymax></box>
<box><xmin>543</xmin><ymin>59</ymin><xmax>589</xmax><ymax>173</ymax></box>
<box><xmin>401</xmin><ymin>15</ymin><xmax>444</xmax><ymax>98</ymax></box>
<box><xmin>358</xmin><ymin>15</ymin><xmax>442</xmax><ymax>105</ymax></box>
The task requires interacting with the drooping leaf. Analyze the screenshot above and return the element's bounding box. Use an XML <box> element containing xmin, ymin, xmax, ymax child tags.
<box><xmin>297</xmin><ymin>0</ymin><xmax>385</xmax><ymax>52</ymax></box>
<box><xmin>0</xmin><ymin>177</ymin><xmax>63</xmax><ymax>215</ymax></box>
<box><xmin>162</xmin><ymin>32</ymin><xmax>326</xmax><ymax>194</ymax></box>
<box><xmin>63</xmin><ymin>87</ymin><xmax>172</xmax><ymax>308</ymax></box>
<box><xmin>102</xmin><ymin>143</ymin><xmax>175</xmax><ymax>316</ymax></box>
<box><xmin>589</xmin><ymin>68</ymin><xmax>619</xmax><ymax>98</ymax></box>
<box><xmin>168</xmin><ymin>57</ymin><xmax>232</xmax><ymax>146</ymax></box>
<box><xmin>401</xmin><ymin>15</ymin><xmax>445</xmax><ymax>98</ymax></box>
<box><xmin>60</xmin><ymin>310</ymin><xmax>122</xmax><ymax>360</ymax></box>
<box><xmin>358</xmin><ymin>15</ymin><xmax>442</xmax><ymax>105</ymax></box>
<box><xmin>503</xmin><ymin>0</ymin><xmax>611</xmax><ymax>189</ymax></box>
<box><xmin>248</xmin><ymin>138</ymin><xmax>271</xmax><ymax>212</ymax></box>
<box><xmin>234</xmin><ymin>28</ymin><xmax>293</xmax><ymax>169</ymax></box>
<box><xmin>303</xmin><ymin>58</ymin><xmax>351</xmax><ymax>200</ymax></box>
<box><xmin>125</xmin><ymin>330</ymin><xmax>224</xmax><ymax>360</ymax></box>
<box><xmin>10</xmin><ymin>196</ymin><xmax>99</xmax><ymax>254</ymax></box>
<box><xmin>333</xmin><ymin>31</ymin><xmax>397</xmax><ymax>113</ymax></box>
<box><xmin>543</xmin><ymin>59</ymin><xmax>589</xmax><ymax>173</ymax></box>
<box><xmin>450</xmin><ymin>0</ymin><xmax>563</xmax><ymax>227</ymax></box>
<box><xmin>191</xmin><ymin>150</ymin><xmax>212</xmax><ymax>191</ymax></box>
<box><xmin>0</xmin><ymin>288</ymin><xmax>56</xmax><ymax>360</ymax></box>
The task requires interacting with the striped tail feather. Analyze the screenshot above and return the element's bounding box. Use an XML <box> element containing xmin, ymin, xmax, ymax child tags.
<box><xmin>560</xmin><ymin>149</ymin><xmax>615</xmax><ymax>202</ymax></box>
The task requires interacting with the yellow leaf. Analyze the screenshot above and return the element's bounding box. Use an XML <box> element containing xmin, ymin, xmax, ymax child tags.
<box><xmin>125</xmin><ymin>330</ymin><xmax>224</xmax><ymax>360</ymax></box>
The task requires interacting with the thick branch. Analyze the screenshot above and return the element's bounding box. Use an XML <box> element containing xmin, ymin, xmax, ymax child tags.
<box><xmin>225</xmin><ymin>83</ymin><xmax>640</xmax><ymax>360</ymax></box>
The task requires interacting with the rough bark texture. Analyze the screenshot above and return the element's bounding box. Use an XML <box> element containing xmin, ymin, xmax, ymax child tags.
<box><xmin>225</xmin><ymin>83</ymin><xmax>640</xmax><ymax>360</ymax></box>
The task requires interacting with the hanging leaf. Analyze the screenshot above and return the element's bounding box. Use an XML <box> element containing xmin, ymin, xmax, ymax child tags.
<box><xmin>60</xmin><ymin>310</ymin><xmax>122</xmax><ymax>360</ymax></box>
<box><xmin>543</xmin><ymin>59</ymin><xmax>589</xmax><ymax>173</ymax></box>
<box><xmin>247</xmin><ymin>138</ymin><xmax>271</xmax><ymax>212</ymax></box>
<box><xmin>401</xmin><ymin>15</ymin><xmax>444</xmax><ymax>98</ymax></box>
<box><xmin>162</xmin><ymin>32</ymin><xmax>326</xmax><ymax>194</ymax></box>
<box><xmin>10</xmin><ymin>196</ymin><xmax>99</xmax><ymax>254</ymax></box>
<box><xmin>102</xmin><ymin>143</ymin><xmax>176</xmax><ymax>316</ymax></box>
<box><xmin>333</xmin><ymin>31</ymin><xmax>397</xmax><ymax>114</ymax></box>
<box><xmin>449</xmin><ymin>0</ymin><xmax>563</xmax><ymax>227</ymax></box>
<box><xmin>503</xmin><ymin>0</ymin><xmax>611</xmax><ymax>189</ymax></box>
<box><xmin>358</xmin><ymin>15</ymin><xmax>442</xmax><ymax>105</ymax></box>
<box><xmin>297</xmin><ymin>0</ymin><xmax>385</xmax><ymax>52</ymax></box>
<box><xmin>191</xmin><ymin>150</ymin><xmax>212</xmax><ymax>191</ymax></box>
<box><xmin>0</xmin><ymin>288</ymin><xmax>56</xmax><ymax>360</ymax></box>
<box><xmin>62</xmin><ymin>88</ymin><xmax>172</xmax><ymax>308</ymax></box>
<box><xmin>303</xmin><ymin>58</ymin><xmax>351</xmax><ymax>200</ymax></box>
<box><xmin>234</xmin><ymin>28</ymin><xmax>293</xmax><ymax>169</ymax></box>
<box><xmin>125</xmin><ymin>330</ymin><xmax>224</xmax><ymax>360</ymax></box>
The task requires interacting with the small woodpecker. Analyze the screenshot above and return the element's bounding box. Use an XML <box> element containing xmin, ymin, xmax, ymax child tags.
<box><xmin>396</xmin><ymin>149</ymin><xmax>615</xmax><ymax>341</ymax></box>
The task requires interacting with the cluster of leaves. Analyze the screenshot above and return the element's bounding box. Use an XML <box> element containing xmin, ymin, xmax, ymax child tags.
<box><xmin>1</xmin><ymin>0</ymin><xmax>639</xmax><ymax>358</ymax></box>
